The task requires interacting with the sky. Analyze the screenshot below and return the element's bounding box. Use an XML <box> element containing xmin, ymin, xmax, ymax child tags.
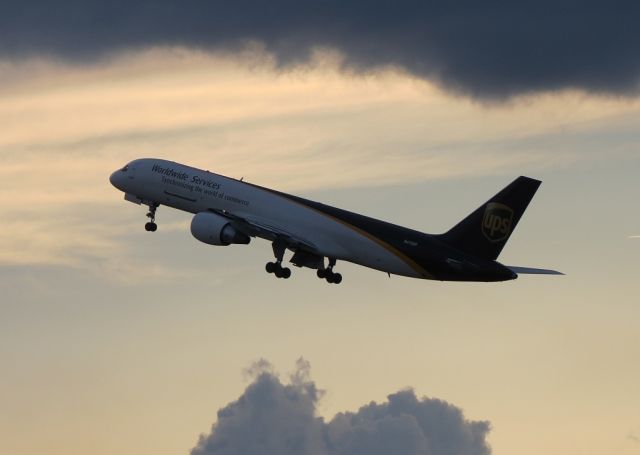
<box><xmin>1</xmin><ymin>2</ymin><xmax>640</xmax><ymax>455</ymax></box>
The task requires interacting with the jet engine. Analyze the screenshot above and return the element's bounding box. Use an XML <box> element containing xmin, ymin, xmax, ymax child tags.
<box><xmin>190</xmin><ymin>212</ymin><xmax>250</xmax><ymax>246</ymax></box>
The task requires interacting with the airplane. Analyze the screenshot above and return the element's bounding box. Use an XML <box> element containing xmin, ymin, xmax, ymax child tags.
<box><xmin>109</xmin><ymin>158</ymin><xmax>562</xmax><ymax>284</ymax></box>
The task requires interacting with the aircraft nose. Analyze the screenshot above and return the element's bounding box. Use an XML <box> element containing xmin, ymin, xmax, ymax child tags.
<box><xmin>110</xmin><ymin>170</ymin><xmax>124</xmax><ymax>190</ymax></box>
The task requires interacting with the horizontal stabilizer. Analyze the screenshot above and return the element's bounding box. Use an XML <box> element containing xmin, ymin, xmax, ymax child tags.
<box><xmin>507</xmin><ymin>266</ymin><xmax>564</xmax><ymax>275</ymax></box>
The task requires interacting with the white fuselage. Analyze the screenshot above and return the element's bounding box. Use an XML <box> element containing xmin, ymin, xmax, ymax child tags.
<box><xmin>110</xmin><ymin>158</ymin><xmax>423</xmax><ymax>278</ymax></box>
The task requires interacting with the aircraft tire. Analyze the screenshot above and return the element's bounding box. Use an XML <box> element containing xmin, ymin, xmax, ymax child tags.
<box><xmin>333</xmin><ymin>273</ymin><xmax>342</xmax><ymax>284</ymax></box>
<box><xmin>282</xmin><ymin>268</ymin><xmax>291</xmax><ymax>279</ymax></box>
<box><xmin>145</xmin><ymin>222</ymin><xmax>157</xmax><ymax>232</ymax></box>
<box><xmin>317</xmin><ymin>269</ymin><xmax>327</xmax><ymax>279</ymax></box>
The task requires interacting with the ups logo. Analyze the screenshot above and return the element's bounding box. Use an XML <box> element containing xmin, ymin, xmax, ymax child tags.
<box><xmin>482</xmin><ymin>203</ymin><xmax>514</xmax><ymax>242</ymax></box>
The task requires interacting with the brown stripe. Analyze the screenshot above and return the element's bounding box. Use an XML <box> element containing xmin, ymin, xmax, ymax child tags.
<box><xmin>245</xmin><ymin>181</ymin><xmax>433</xmax><ymax>279</ymax></box>
<box><xmin>307</xmin><ymin>207</ymin><xmax>434</xmax><ymax>279</ymax></box>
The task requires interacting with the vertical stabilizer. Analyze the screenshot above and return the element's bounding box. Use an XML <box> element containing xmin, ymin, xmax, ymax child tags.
<box><xmin>438</xmin><ymin>176</ymin><xmax>541</xmax><ymax>260</ymax></box>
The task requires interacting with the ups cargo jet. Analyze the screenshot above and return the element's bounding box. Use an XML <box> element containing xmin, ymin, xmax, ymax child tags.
<box><xmin>110</xmin><ymin>159</ymin><xmax>562</xmax><ymax>284</ymax></box>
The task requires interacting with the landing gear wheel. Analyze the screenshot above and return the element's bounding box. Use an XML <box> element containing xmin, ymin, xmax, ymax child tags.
<box><xmin>323</xmin><ymin>271</ymin><xmax>342</xmax><ymax>284</ymax></box>
<box><xmin>144</xmin><ymin>203</ymin><xmax>159</xmax><ymax>232</ymax></box>
<box><xmin>321</xmin><ymin>258</ymin><xmax>342</xmax><ymax>284</ymax></box>
<box><xmin>267</xmin><ymin>238</ymin><xmax>293</xmax><ymax>280</ymax></box>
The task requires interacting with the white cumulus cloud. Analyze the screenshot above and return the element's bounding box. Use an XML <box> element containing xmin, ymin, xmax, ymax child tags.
<box><xmin>191</xmin><ymin>359</ymin><xmax>491</xmax><ymax>455</ymax></box>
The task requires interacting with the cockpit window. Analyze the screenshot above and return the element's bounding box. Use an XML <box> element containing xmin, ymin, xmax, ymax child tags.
<box><xmin>120</xmin><ymin>165</ymin><xmax>129</xmax><ymax>172</ymax></box>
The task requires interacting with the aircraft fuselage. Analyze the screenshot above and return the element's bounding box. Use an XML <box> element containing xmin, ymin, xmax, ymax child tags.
<box><xmin>110</xmin><ymin>158</ymin><xmax>527</xmax><ymax>282</ymax></box>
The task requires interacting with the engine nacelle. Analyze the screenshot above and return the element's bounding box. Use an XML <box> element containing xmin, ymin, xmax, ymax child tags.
<box><xmin>190</xmin><ymin>212</ymin><xmax>250</xmax><ymax>246</ymax></box>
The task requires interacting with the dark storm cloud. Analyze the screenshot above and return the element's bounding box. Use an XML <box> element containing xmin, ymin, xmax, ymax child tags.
<box><xmin>2</xmin><ymin>1</ymin><xmax>639</xmax><ymax>99</ymax></box>
<box><xmin>191</xmin><ymin>359</ymin><xmax>491</xmax><ymax>455</ymax></box>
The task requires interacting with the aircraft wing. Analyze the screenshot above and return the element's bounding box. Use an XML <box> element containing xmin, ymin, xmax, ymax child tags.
<box><xmin>507</xmin><ymin>266</ymin><xmax>564</xmax><ymax>275</ymax></box>
<box><xmin>211</xmin><ymin>209</ymin><xmax>320</xmax><ymax>253</ymax></box>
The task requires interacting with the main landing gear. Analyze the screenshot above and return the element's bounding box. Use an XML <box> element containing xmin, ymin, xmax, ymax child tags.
<box><xmin>263</xmin><ymin>238</ymin><xmax>343</xmax><ymax>284</ymax></box>
<box><xmin>265</xmin><ymin>238</ymin><xmax>292</xmax><ymax>279</ymax></box>
<box><xmin>317</xmin><ymin>257</ymin><xmax>342</xmax><ymax>284</ymax></box>
<box><xmin>144</xmin><ymin>203</ymin><xmax>159</xmax><ymax>232</ymax></box>
<box><xmin>265</xmin><ymin>261</ymin><xmax>291</xmax><ymax>279</ymax></box>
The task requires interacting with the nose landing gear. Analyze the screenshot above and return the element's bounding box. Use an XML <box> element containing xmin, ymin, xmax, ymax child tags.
<box><xmin>144</xmin><ymin>203</ymin><xmax>159</xmax><ymax>232</ymax></box>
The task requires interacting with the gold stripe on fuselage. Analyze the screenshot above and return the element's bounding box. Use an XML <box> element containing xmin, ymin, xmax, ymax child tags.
<box><xmin>308</xmin><ymin>208</ymin><xmax>435</xmax><ymax>279</ymax></box>
<box><xmin>246</xmin><ymin>183</ymin><xmax>434</xmax><ymax>279</ymax></box>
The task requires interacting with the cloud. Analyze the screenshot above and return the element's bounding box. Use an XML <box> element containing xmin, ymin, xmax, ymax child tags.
<box><xmin>1</xmin><ymin>50</ymin><xmax>637</xmax><ymax>269</ymax></box>
<box><xmin>1</xmin><ymin>1</ymin><xmax>640</xmax><ymax>99</ymax></box>
<box><xmin>191</xmin><ymin>359</ymin><xmax>491</xmax><ymax>455</ymax></box>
